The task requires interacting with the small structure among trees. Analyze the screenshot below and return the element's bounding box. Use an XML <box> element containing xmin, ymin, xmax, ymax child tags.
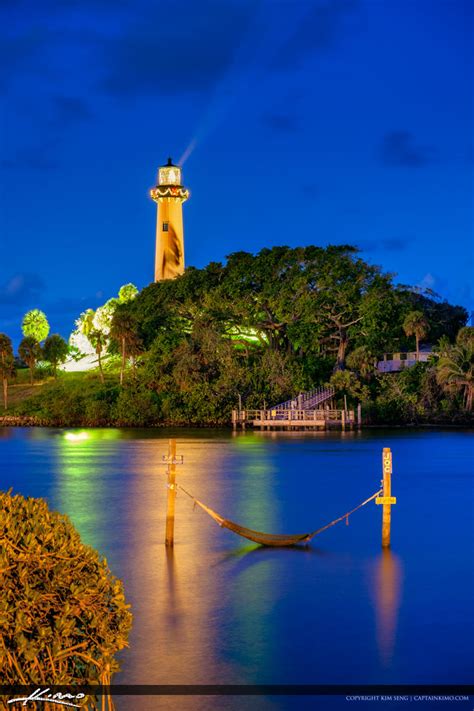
<box><xmin>377</xmin><ymin>345</ymin><xmax>433</xmax><ymax>373</ymax></box>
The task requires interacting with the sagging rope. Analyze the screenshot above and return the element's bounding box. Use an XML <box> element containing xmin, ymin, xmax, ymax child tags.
<box><xmin>176</xmin><ymin>482</ymin><xmax>383</xmax><ymax>547</ymax></box>
<box><xmin>304</xmin><ymin>489</ymin><xmax>382</xmax><ymax>540</ymax></box>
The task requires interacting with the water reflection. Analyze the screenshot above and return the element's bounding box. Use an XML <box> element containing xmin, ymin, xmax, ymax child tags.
<box><xmin>215</xmin><ymin>543</ymin><xmax>323</xmax><ymax>572</ymax></box>
<box><xmin>54</xmin><ymin>430</ymin><xmax>120</xmax><ymax>551</ymax></box>
<box><xmin>233</xmin><ymin>433</ymin><xmax>278</xmax><ymax>538</ymax></box>
<box><xmin>116</xmin><ymin>437</ymin><xmax>241</xmax><ymax>687</ymax></box>
<box><xmin>165</xmin><ymin>547</ymin><xmax>181</xmax><ymax>630</ymax></box>
<box><xmin>2</xmin><ymin>425</ymin><xmax>471</xmax><ymax>708</ymax></box>
<box><xmin>370</xmin><ymin>549</ymin><xmax>403</xmax><ymax>667</ymax></box>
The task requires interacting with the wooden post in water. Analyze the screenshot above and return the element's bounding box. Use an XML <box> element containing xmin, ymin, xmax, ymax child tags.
<box><xmin>381</xmin><ymin>447</ymin><xmax>392</xmax><ymax>548</ymax></box>
<box><xmin>165</xmin><ymin>439</ymin><xmax>177</xmax><ymax>547</ymax></box>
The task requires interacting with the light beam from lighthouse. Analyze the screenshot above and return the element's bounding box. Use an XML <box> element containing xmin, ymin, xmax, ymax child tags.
<box><xmin>150</xmin><ymin>158</ymin><xmax>189</xmax><ymax>281</ymax></box>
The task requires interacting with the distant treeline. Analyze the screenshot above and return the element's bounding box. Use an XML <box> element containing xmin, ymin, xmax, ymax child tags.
<box><xmin>4</xmin><ymin>245</ymin><xmax>473</xmax><ymax>425</ymax></box>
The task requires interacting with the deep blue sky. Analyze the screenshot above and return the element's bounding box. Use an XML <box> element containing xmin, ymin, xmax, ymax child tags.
<box><xmin>1</xmin><ymin>0</ymin><xmax>472</xmax><ymax>345</ymax></box>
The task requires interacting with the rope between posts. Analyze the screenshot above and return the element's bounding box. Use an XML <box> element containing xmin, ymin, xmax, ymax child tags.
<box><xmin>306</xmin><ymin>488</ymin><xmax>382</xmax><ymax>540</ymax></box>
<box><xmin>177</xmin><ymin>482</ymin><xmax>383</xmax><ymax>541</ymax></box>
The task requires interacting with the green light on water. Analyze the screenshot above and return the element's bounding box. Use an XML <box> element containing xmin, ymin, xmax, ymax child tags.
<box><xmin>64</xmin><ymin>431</ymin><xmax>90</xmax><ymax>442</ymax></box>
<box><xmin>63</xmin><ymin>430</ymin><xmax>121</xmax><ymax>443</ymax></box>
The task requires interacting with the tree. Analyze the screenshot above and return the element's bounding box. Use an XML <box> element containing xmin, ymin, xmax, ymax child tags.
<box><xmin>403</xmin><ymin>310</ymin><xmax>428</xmax><ymax>358</ymax></box>
<box><xmin>18</xmin><ymin>337</ymin><xmax>42</xmax><ymax>384</ymax></box>
<box><xmin>93</xmin><ymin>298</ymin><xmax>118</xmax><ymax>335</ymax></box>
<box><xmin>329</xmin><ymin>369</ymin><xmax>369</xmax><ymax>405</ymax></box>
<box><xmin>455</xmin><ymin>326</ymin><xmax>474</xmax><ymax>347</ymax></box>
<box><xmin>436</xmin><ymin>328</ymin><xmax>474</xmax><ymax>411</ymax></box>
<box><xmin>43</xmin><ymin>334</ymin><xmax>69</xmax><ymax>378</ymax></box>
<box><xmin>69</xmin><ymin>309</ymin><xmax>96</xmax><ymax>357</ymax></box>
<box><xmin>346</xmin><ymin>345</ymin><xmax>377</xmax><ymax>380</ymax></box>
<box><xmin>88</xmin><ymin>329</ymin><xmax>106</xmax><ymax>384</ymax></box>
<box><xmin>110</xmin><ymin>312</ymin><xmax>142</xmax><ymax>385</ymax></box>
<box><xmin>289</xmin><ymin>246</ymin><xmax>385</xmax><ymax>369</ymax></box>
<box><xmin>76</xmin><ymin>308</ymin><xmax>95</xmax><ymax>337</ymax></box>
<box><xmin>118</xmin><ymin>283</ymin><xmax>139</xmax><ymax>303</ymax></box>
<box><xmin>0</xmin><ymin>334</ymin><xmax>15</xmax><ymax>409</ymax></box>
<box><xmin>403</xmin><ymin>290</ymin><xmax>467</xmax><ymax>344</ymax></box>
<box><xmin>22</xmin><ymin>309</ymin><xmax>50</xmax><ymax>342</ymax></box>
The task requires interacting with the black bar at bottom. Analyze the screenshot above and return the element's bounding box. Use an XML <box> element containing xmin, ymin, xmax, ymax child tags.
<box><xmin>1</xmin><ymin>685</ymin><xmax>473</xmax><ymax>696</ymax></box>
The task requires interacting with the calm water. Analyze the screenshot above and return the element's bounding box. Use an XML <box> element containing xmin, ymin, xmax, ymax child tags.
<box><xmin>1</xmin><ymin>427</ymin><xmax>473</xmax><ymax>711</ymax></box>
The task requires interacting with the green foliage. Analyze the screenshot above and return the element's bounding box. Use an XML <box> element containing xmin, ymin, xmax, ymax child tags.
<box><xmin>12</xmin><ymin>375</ymin><xmax>115</xmax><ymax>426</ymax></box>
<box><xmin>111</xmin><ymin>386</ymin><xmax>160</xmax><ymax>426</ymax></box>
<box><xmin>456</xmin><ymin>326</ymin><xmax>474</xmax><ymax>347</ymax></box>
<box><xmin>88</xmin><ymin>329</ymin><xmax>107</xmax><ymax>383</ymax></box>
<box><xmin>43</xmin><ymin>334</ymin><xmax>69</xmax><ymax>378</ymax></box>
<box><xmin>77</xmin><ymin>308</ymin><xmax>96</xmax><ymax>336</ymax></box>
<box><xmin>118</xmin><ymin>283</ymin><xmax>139</xmax><ymax>303</ymax></box>
<box><xmin>93</xmin><ymin>299</ymin><xmax>118</xmax><ymax>335</ymax></box>
<box><xmin>22</xmin><ymin>309</ymin><xmax>50</xmax><ymax>342</ymax></box>
<box><xmin>0</xmin><ymin>333</ymin><xmax>14</xmax><ymax>359</ymax></box>
<box><xmin>329</xmin><ymin>370</ymin><xmax>370</xmax><ymax>404</ymax></box>
<box><xmin>0</xmin><ymin>334</ymin><xmax>15</xmax><ymax>409</ymax></box>
<box><xmin>373</xmin><ymin>363</ymin><xmax>430</xmax><ymax>423</ymax></box>
<box><xmin>346</xmin><ymin>346</ymin><xmax>377</xmax><ymax>380</ymax></box>
<box><xmin>403</xmin><ymin>310</ymin><xmax>428</xmax><ymax>353</ymax></box>
<box><xmin>436</xmin><ymin>327</ymin><xmax>474</xmax><ymax>411</ymax></box>
<box><xmin>18</xmin><ymin>336</ymin><xmax>43</xmax><ymax>384</ymax></box>
<box><xmin>110</xmin><ymin>310</ymin><xmax>142</xmax><ymax>385</ymax></box>
<box><xmin>405</xmin><ymin>291</ymin><xmax>467</xmax><ymax>344</ymax></box>
<box><xmin>0</xmin><ymin>490</ymin><xmax>132</xmax><ymax>690</ymax></box>
<box><xmin>10</xmin><ymin>246</ymin><xmax>470</xmax><ymax>426</ymax></box>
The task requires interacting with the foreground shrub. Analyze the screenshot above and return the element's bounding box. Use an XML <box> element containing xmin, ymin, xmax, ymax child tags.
<box><xmin>0</xmin><ymin>491</ymin><xmax>132</xmax><ymax>699</ymax></box>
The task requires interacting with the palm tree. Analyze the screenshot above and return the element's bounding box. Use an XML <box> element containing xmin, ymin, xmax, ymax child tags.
<box><xmin>18</xmin><ymin>336</ymin><xmax>42</xmax><ymax>384</ymax></box>
<box><xmin>43</xmin><ymin>334</ymin><xmax>69</xmax><ymax>379</ymax></box>
<box><xmin>110</xmin><ymin>312</ymin><xmax>142</xmax><ymax>385</ymax></box>
<box><xmin>403</xmin><ymin>311</ymin><xmax>428</xmax><ymax>359</ymax></box>
<box><xmin>76</xmin><ymin>308</ymin><xmax>95</xmax><ymax>338</ymax></box>
<box><xmin>436</xmin><ymin>330</ymin><xmax>474</xmax><ymax>411</ymax></box>
<box><xmin>346</xmin><ymin>345</ymin><xmax>377</xmax><ymax>380</ymax></box>
<box><xmin>0</xmin><ymin>334</ymin><xmax>15</xmax><ymax>409</ymax></box>
<box><xmin>88</xmin><ymin>329</ymin><xmax>106</xmax><ymax>384</ymax></box>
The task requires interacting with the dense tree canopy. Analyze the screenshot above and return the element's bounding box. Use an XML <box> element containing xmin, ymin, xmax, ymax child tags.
<box><xmin>123</xmin><ymin>245</ymin><xmax>466</xmax><ymax>364</ymax></box>
<box><xmin>8</xmin><ymin>247</ymin><xmax>470</xmax><ymax>426</ymax></box>
<box><xmin>101</xmin><ymin>245</ymin><xmax>467</xmax><ymax>423</ymax></box>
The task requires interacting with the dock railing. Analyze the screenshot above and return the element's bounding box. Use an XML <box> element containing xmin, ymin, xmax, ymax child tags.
<box><xmin>233</xmin><ymin>408</ymin><xmax>355</xmax><ymax>427</ymax></box>
<box><xmin>271</xmin><ymin>386</ymin><xmax>335</xmax><ymax>411</ymax></box>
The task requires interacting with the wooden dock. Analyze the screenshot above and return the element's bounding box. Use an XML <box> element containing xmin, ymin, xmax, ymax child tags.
<box><xmin>232</xmin><ymin>406</ymin><xmax>360</xmax><ymax>430</ymax></box>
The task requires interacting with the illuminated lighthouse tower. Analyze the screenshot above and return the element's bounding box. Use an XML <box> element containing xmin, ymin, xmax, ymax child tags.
<box><xmin>150</xmin><ymin>158</ymin><xmax>190</xmax><ymax>281</ymax></box>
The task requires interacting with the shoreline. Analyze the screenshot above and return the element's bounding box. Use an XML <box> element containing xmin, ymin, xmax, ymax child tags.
<box><xmin>0</xmin><ymin>415</ymin><xmax>472</xmax><ymax>430</ymax></box>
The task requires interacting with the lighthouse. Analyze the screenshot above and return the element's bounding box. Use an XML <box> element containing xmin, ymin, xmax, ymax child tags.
<box><xmin>150</xmin><ymin>158</ymin><xmax>190</xmax><ymax>281</ymax></box>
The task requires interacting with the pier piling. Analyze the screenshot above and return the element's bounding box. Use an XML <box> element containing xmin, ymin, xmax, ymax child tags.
<box><xmin>381</xmin><ymin>448</ymin><xmax>392</xmax><ymax>547</ymax></box>
<box><xmin>165</xmin><ymin>439</ymin><xmax>177</xmax><ymax>547</ymax></box>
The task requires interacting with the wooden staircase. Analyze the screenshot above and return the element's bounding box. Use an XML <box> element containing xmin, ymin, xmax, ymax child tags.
<box><xmin>271</xmin><ymin>386</ymin><xmax>335</xmax><ymax>411</ymax></box>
